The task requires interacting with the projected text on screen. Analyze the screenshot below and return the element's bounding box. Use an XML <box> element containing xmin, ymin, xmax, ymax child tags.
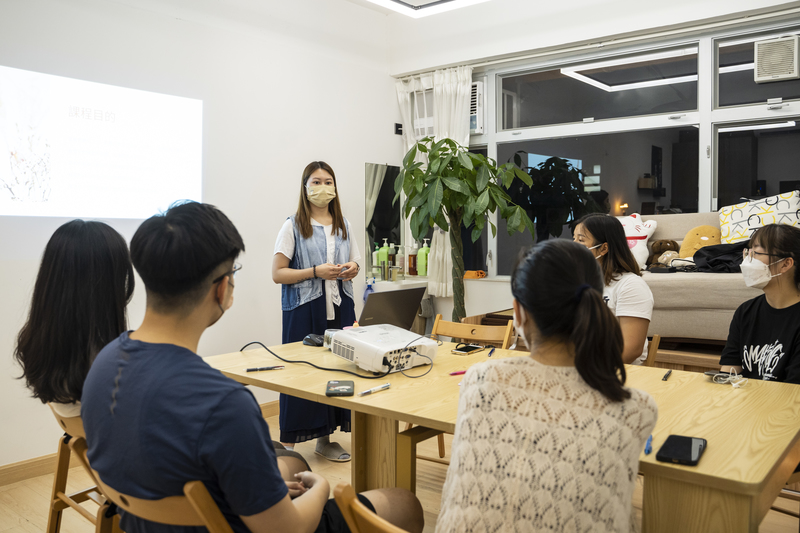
<box><xmin>0</xmin><ymin>65</ymin><xmax>202</xmax><ymax>218</ymax></box>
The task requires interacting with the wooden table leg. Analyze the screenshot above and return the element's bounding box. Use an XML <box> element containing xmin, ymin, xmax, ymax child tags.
<box><xmin>643</xmin><ymin>475</ymin><xmax>756</xmax><ymax>533</ymax></box>
<box><xmin>396</xmin><ymin>426</ymin><xmax>444</xmax><ymax>493</ymax></box>
<box><xmin>351</xmin><ymin>411</ymin><xmax>398</xmax><ymax>492</ymax></box>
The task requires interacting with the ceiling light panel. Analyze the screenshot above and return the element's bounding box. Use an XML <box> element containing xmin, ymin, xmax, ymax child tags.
<box><xmin>364</xmin><ymin>0</ymin><xmax>491</xmax><ymax>18</ymax></box>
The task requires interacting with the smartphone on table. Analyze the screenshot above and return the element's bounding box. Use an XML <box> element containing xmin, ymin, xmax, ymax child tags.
<box><xmin>451</xmin><ymin>344</ymin><xmax>485</xmax><ymax>355</ymax></box>
<box><xmin>656</xmin><ymin>435</ymin><xmax>707</xmax><ymax>466</ymax></box>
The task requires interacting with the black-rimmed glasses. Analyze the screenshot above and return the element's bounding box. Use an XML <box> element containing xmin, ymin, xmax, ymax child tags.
<box><xmin>213</xmin><ymin>262</ymin><xmax>242</xmax><ymax>285</ymax></box>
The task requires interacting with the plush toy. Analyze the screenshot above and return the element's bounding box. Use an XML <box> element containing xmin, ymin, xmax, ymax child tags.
<box><xmin>617</xmin><ymin>213</ymin><xmax>657</xmax><ymax>269</ymax></box>
<box><xmin>658</xmin><ymin>250</ymin><xmax>680</xmax><ymax>266</ymax></box>
<box><xmin>679</xmin><ymin>225</ymin><xmax>722</xmax><ymax>258</ymax></box>
<box><xmin>647</xmin><ymin>239</ymin><xmax>680</xmax><ymax>265</ymax></box>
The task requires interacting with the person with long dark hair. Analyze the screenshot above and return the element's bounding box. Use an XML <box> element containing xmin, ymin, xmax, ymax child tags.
<box><xmin>573</xmin><ymin>213</ymin><xmax>654</xmax><ymax>364</ymax></box>
<box><xmin>15</xmin><ymin>220</ymin><xmax>134</xmax><ymax>417</ymax></box>
<box><xmin>272</xmin><ymin>162</ymin><xmax>360</xmax><ymax>461</ymax></box>
<box><xmin>435</xmin><ymin>239</ymin><xmax>657</xmax><ymax>533</ymax></box>
<box><xmin>720</xmin><ymin>224</ymin><xmax>800</xmax><ymax>383</ymax></box>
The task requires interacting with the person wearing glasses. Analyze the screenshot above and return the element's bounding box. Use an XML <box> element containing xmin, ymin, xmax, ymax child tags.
<box><xmin>720</xmin><ymin>224</ymin><xmax>800</xmax><ymax>383</ymax></box>
<box><xmin>573</xmin><ymin>213</ymin><xmax>654</xmax><ymax>364</ymax></box>
<box><xmin>14</xmin><ymin>220</ymin><xmax>134</xmax><ymax>418</ymax></box>
<box><xmin>272</xmin><ymin>161</ymin><xmax>360</xmax><ymax>462</ymax></box>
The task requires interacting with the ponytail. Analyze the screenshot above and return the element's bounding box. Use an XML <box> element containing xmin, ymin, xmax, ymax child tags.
<box><xmin>571</xmin><ymin>287</ymin><xmax>629</xmax><ymax>402</ymax></box>
<box><xmin>512</xmin><ymin>239</ymin><xmax>630</xmax><ymax>403</ymax></box>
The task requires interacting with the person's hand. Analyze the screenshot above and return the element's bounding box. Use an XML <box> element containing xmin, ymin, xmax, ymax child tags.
<box><xmin>314</xmin><ymin>263</ymin><xmax>342</xmax><ymax>281</ymax></box>
<box><xmin>285</xmin><ymin>480</ymin><xmax>307</xmax><ymax>499</ymax></box>
<box><xmin>294</xmin><ymin>471</ymin><xmax>325</xmax><ymax>490</ymax></box>
<box><xmin>338</xmin><ymin>262</ymin><xmax>360</xmax><ymax>281</ymax></box>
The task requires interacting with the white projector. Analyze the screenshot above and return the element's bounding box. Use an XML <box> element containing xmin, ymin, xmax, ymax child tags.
<box><xmin>331</xmin><ymin>325</ymin><xmax>438</xmax><ymax>373</ymax></box>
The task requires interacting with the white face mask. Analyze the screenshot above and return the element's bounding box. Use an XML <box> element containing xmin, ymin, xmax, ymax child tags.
<box><xmin>740</xmin><ymin>256</ymin><xmax>783</xmax><ymax>289</ymax></box>
<box><xmin>513</xmin><ymin>308</ymin><xmax>530</xmax><ymax>350</ymax></box>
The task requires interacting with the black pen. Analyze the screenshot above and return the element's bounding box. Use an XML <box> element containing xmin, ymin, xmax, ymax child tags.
<box><xmin>662</xmin><ymin>369</ymin><xmax>672</xmax><ymax>381</ymax></box>
<box><xmin>244</xmin><ymin>366</ymin><xmax>285</xmax><ymax>372</ymax></box>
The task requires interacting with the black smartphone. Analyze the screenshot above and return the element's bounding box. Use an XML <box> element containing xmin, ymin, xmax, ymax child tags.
<box><xmin>325</xmin><ymin>380</ymin><xmax>354</xmax><ymax>397</ymax></box>
<box><xmin>451</xmin><ymin>344</ymin><xmax>485</xmax><ymax>355</ymax></box>
<box><xmin>656</xmin><ymin>435</ymin><xmax>707</xmax><ymax>466</ymax></box>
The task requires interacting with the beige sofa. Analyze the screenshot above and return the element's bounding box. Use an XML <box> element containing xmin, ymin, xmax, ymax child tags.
<box><xmin>640</xmin><ymin>213</ymin><xmax>761</xmax><ymax>342</ymax></box>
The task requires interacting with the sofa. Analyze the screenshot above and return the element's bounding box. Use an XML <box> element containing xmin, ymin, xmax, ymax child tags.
<box><xmin>640</xmin><ymin>212</ymin><xmax>761</xmax><ymax>342</ymax></box>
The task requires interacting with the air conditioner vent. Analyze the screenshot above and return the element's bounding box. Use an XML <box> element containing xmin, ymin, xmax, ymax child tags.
<box><xmin>754</xmin><ymin>36</ymin><xmax>799</xmax><ymax>83</ymax></box>
<box><xmin>469</xmin><ymin>81</ymin><xmax>484</xmax><ymax>135</ymax></box>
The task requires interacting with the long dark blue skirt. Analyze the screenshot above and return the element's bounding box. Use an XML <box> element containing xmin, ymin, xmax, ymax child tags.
<box><xmin>279</xmin><ymin>282</ymin><xmax>356</xmax><ymax>443</ymax></box>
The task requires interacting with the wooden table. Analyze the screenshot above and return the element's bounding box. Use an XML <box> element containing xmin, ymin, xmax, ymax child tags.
<box><xmin>205</xmin><ymin>343</ymin><xmax>800</xmax><ymax>533</ymax></box>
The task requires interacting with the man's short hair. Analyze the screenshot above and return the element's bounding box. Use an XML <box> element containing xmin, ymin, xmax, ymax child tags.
<box><xmin>131</xmin><ymin>201</ymin><xmax>245</xmax><ymax>311</ymax></box>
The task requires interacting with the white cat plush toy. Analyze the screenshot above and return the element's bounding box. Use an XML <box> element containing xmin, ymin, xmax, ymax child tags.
<box><xmin>616</xmin><ymin>213</ymin><xmax>657</xmax><ymax>269</ymax></box>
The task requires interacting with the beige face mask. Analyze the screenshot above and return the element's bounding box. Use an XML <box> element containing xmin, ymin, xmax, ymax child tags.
<box><xmin>306</xmin><ymin>184</ymin><xmax>337</xmax><ymax>207</ymax></box>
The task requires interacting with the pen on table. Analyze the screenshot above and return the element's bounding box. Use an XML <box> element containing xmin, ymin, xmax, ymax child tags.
<box><xmin>662</xmin><ymin>369</ymin><xmax>672</xmax><ymax>381</ymax></box>
<box><xmin>358</xmin><ymin>383</ymin><xmax>391</xmax><ymax>397</ymax></box>
<box><xmin>644</xmin><ymin>435</ymin><xmax>653</xmax><ymax>455</ymax></box>
<box><xmin>244</xmin><ymin>366</ymin><xmax>285</xmax><ymax>372</ymax></box>
<box><xmin>450</xmin><ymin>370</ymin><xmax>466</xmax><ymax>376</ymax></box>
<box><xmin>488</xmin><ymin>347</ymin><xmax>495</xmax><ymax>357</ymax></box>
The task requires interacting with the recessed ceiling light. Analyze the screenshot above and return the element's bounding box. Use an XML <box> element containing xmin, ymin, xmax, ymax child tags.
<box><xmin>364</xmin><ymin>0</ymin><xmax>491</xmax><ymax>19</ymax></box>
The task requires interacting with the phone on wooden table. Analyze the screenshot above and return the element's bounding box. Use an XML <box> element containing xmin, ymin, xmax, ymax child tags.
<box><xmin>451</xmin><ymin>344</ymin><xmax>485</xmax><ymax>355</ymax></box>
<box><xmin>656</xmin><ymin>435</ymin><xmax>707</xmax><ymax>466</ymax></box>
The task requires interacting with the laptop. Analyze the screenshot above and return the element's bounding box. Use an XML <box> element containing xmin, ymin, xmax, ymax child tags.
<box><xmin>358</xmin><ymin>287</ymin><xmax>426</xmax><ymax>330</ymax></box>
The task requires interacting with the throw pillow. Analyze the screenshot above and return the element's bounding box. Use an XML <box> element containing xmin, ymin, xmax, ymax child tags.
<box><xmin>718</xmin><ymin>191</ymin><xmax>800</xmax><ymax>244</ymax></box>
<box><xmin>616</xmin><ymin>213</ymin><xmax>657</xmax><ymax>269</ymax></box>
<box><xmin>679</xmin><ymin>225</ymin><xmax>721</xmax><ymax>258</ymax></box>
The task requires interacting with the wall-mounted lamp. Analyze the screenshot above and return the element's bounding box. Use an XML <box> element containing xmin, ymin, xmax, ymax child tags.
<box><xmin>619</xmin><ymin>203</ymin><xmax>629</xmax><ymax>216</ymax></box>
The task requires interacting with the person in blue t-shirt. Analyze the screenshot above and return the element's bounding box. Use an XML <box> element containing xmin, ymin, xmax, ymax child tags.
<box><xmin>81</xmin><ymin>201</ymin><xmax>423</xmax><ymax>533</ymax></box>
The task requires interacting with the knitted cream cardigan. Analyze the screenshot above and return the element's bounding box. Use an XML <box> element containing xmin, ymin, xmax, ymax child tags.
<box><xmin>436</xmin><ymin>357</ymin><xmax>657</xmax><ymax>533</ymax></box>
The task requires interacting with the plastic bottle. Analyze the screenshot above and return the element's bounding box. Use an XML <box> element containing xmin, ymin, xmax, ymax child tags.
<box><xmin>396</xmin><ymin>245</ymin><xmax>405</xmax><ymax>273</ymax></box>
<box><xmin>371</xmin><ymin>243</ymin><xmax>379</xmax><ymax>271</ymax></box>
<box><xmin>388</xmin><ymin>243</ymin><xmax>396</xmax><ymax>267</ymax></box>
<box><xmin>378</xmin><ymin>239</ymin><xmax>389</xmax><ymax>281</ymax></box>
<box><xmin>407</xmin><ymin>242</ymin><xmax>418</xmax><ymax>276</ymax></box>
<box><xmin>417</xmin><ymin>238</ymin><xmax>430</xmax><ymax>276</ymax></box>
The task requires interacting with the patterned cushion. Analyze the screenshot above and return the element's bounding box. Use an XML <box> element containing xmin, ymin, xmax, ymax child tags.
<box><xmin>718</xmin><ymin>191</ymin><xmax>800</xmax><ymax>244</ymax></box>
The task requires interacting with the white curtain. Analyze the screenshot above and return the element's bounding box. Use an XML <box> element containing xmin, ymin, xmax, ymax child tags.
<box><xmin>364</xmin><ymin>163</ymin><xmax>387</xmax><ymax>227</ymax></box>
<box><xmin>427</xmin><ymin>228</ymin><xmax>453</xmax><ymax>297</ymax></box>
<box><xmin>396</xmin><ymin>66</ymin><xmax>474</xmax><ymax>296</ymax></box>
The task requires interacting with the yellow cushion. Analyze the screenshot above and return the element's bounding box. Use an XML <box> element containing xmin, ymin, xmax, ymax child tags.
<box><xmin>718</xmin><ymin>191</ymin><xmax>800</xmax><ymax>244</ymax></box>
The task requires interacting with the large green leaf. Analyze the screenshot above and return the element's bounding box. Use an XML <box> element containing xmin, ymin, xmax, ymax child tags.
<box><xmin>514</xmin><ymin>167</ymin><xmax>533</xmax><ymax>187</ymax></box>
<box><xmin>427</xmin><ymin>178</ymin><xmax>443</xmax><ymax>217</ymax></box>
<box><xmin>471</xmin><ymin>224</ymin><xmax>482</xmax><ymax>243</ymax></box>
<box><xmin>415</xmin><ymin>176</ymin><xmax>424</xmax><ymax>194</ymax></box>
<box><xmin>409</xmin><ymin>187</ymin><xmax>428</xmax><ymax>208</ymax></box>
<box><xmin>435</xmin><ymin>210</ymin><xmax>449</xmax><ymax>231</ymax></box>
<box><xmin>489</xmin><ymin>220</ymin><xmax>497</xmax><ymax>238</ymax></box>
<box><xmin>476</xmin><ymin>164</ymin><xmax>489</xmax><ymax>192</ymax></box>
<box><xmin>474</xmin><ymin>189</ymin><xmax>490</xmax><ymax>215</ymax></box>
<box><xmin>508</xmin><ymin>208</ymin><xmax>522</xmax><ymax>233</ymax></box>
<box><xmin>429</xmin><ymin>156</ymin><xmax>442</xmax><ymax>175</ymax></box>
<box><xmin>441</xmin><ymin>176</ymin><xmax>470</xmax><ymax>195</ymax></box>
<box><xmin>403</xmin><ymin>145</ymin><xmax>417</xmax><ymax>168</ymax></box>
<box><xmin>457</xmin><ymin>151</ymin><xmax>474</xmax><ymax>170</ymax></box>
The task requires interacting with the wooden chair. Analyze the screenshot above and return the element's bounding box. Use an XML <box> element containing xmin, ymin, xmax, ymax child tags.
<box><xmin>47</xmin><ymin>405</ymin><xmax>119</xmax><ymax>533</ymax></box>
<box><xmin>643</xmin><ymin>335</ymin><xmax>661</xmax><ymax>367</ymax></box>
<box><xmin>70</xmin><ymin>437</ymin><xmax>234</xmax><ymax>533</ymax></box>
<box><xmin>404</xmin><ymin>314</ymin><xmax>513</xmax><ymax>463</ymax></box>
<box><xmin>333</xmin><ymin>483</ymin><xmax>406</xmax><ymax>533</ymax></box>
<box><xmin>770</xmin><ymin>470</ymin><xmax>800</xmax><ymax>528</ymax></box>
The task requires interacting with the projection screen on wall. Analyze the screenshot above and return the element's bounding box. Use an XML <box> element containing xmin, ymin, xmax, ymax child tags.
<box><xmin>0</xmin><ymin>64</ymin><xmax>202</xmax><ymax>219</ymax></box>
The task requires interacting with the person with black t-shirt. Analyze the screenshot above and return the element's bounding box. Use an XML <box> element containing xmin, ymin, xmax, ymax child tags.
<box><xmin>720</xmin><ymin>224</ymin><xmax>800</xmax><ymax>384</ymax></box>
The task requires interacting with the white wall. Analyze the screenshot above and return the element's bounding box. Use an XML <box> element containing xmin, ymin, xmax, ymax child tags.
<box><xmin>386</xmin><ymin>0</ymin><xmax>797</xmax><ymax>75</ymax></box>
<box><xmin>0</xmin><ymin>0</ymin><xmax>402</xmax><ymax>466</ymax></box>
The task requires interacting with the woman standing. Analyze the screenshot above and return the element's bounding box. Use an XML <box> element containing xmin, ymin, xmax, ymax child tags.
<box><xmin>15</xmin><ymin>220</ymin><xmax>135</xmax><ymax>417</ymax></box>
<box><xmin>436</xmin><ymin>239</ymin><xmax>657</xmax><ymax>533</ymax></box>
<box><xmin>272</xmin><ymin>161</ymin><xmax>360</xmax><ymax>462</ymax></box>
<box><xmin>720</xmin><ymin>224</ymin><xmax>800</xmax><ymax>383</ymax></box>
<box><xmin>573</xmin><ymin>213</ymin><xmax>654</xmax><ymax>364</ymax></box>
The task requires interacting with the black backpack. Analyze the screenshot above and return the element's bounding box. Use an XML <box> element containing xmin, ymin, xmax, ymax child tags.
<box><xmin>693</xmin><ymin>241</ymin><xmax>749</xmax><ymax>273</ymax></box>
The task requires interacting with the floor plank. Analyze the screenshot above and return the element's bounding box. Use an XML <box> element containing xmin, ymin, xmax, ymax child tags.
<box><xmin>0</xmin><ymin>415</ymin><xmax>796</xmax><ymax>533</ymax></box>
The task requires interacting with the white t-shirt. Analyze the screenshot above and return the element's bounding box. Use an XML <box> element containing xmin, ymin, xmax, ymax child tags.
<box><xmin>274</xmin><ymin>217</ymin><xmax>361</xmax><ymax>320</ymax></box>
<box><xmin>603</xmin><ymin>272</ymin><xmax>654</xmax><ymax>365</ymax></box>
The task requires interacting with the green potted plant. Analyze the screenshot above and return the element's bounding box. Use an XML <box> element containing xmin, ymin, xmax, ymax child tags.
<box><xmin>508</xmin><ymin>153</ymin><xmax>596</xmax><ymax>242</ymax></box>
<box><xmin>394</xmin><ymin>137</ymin><xmax>534</xmax><ymax>323</ymax></box>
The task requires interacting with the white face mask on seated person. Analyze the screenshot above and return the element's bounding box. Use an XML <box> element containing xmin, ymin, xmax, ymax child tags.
<box><xmin>306</xmin><ymin>185</ymin><xmax>336</xmax><ymax>208</ymax></box>
<box><xmin>740</xmin><ymin>255</ymin><xmax>784</xmax><ymax>289</ymax></box>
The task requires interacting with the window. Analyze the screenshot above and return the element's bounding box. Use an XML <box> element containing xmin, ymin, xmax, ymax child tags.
<box><xmin>500</xmin><ymin>47</ymin><xmax>698</xmax><ymax>129</ymax></box>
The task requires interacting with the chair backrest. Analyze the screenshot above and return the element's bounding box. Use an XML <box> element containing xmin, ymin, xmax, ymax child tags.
<box><xmin>431</xmin><ymin>314</ymin><xmax>514</xmax><ymax>349</ymax></box>
<box><xmin>643</xmin><ymin>335</ymin><xmax>661</xmax><ymax>367</ymax></box>
<box><xmin>69</xmin><ymin>437</ymin><xmax>234</xmax><ymax>533</ymax></box>
<box><xmin>48</xmin><ymin>404</ymin><xmax>86</xmax><ymax>438</ymax></box>
<box><xmin>333</xmin><ymin>483</ymin><xmax>405</xmax><ymax>533</ymax></box>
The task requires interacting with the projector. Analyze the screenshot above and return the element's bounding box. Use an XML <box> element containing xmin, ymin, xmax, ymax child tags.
<box><xmin>331</xmin><ymin>325</ymin><xmax>438</xmax><ymax>373</ymax></box>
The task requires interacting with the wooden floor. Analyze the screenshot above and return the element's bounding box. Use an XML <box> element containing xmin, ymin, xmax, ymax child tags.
<box><xmin>2</xmin><ymin>414</ymin><xmax>798</xmax><ymax>533</ymax></box>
